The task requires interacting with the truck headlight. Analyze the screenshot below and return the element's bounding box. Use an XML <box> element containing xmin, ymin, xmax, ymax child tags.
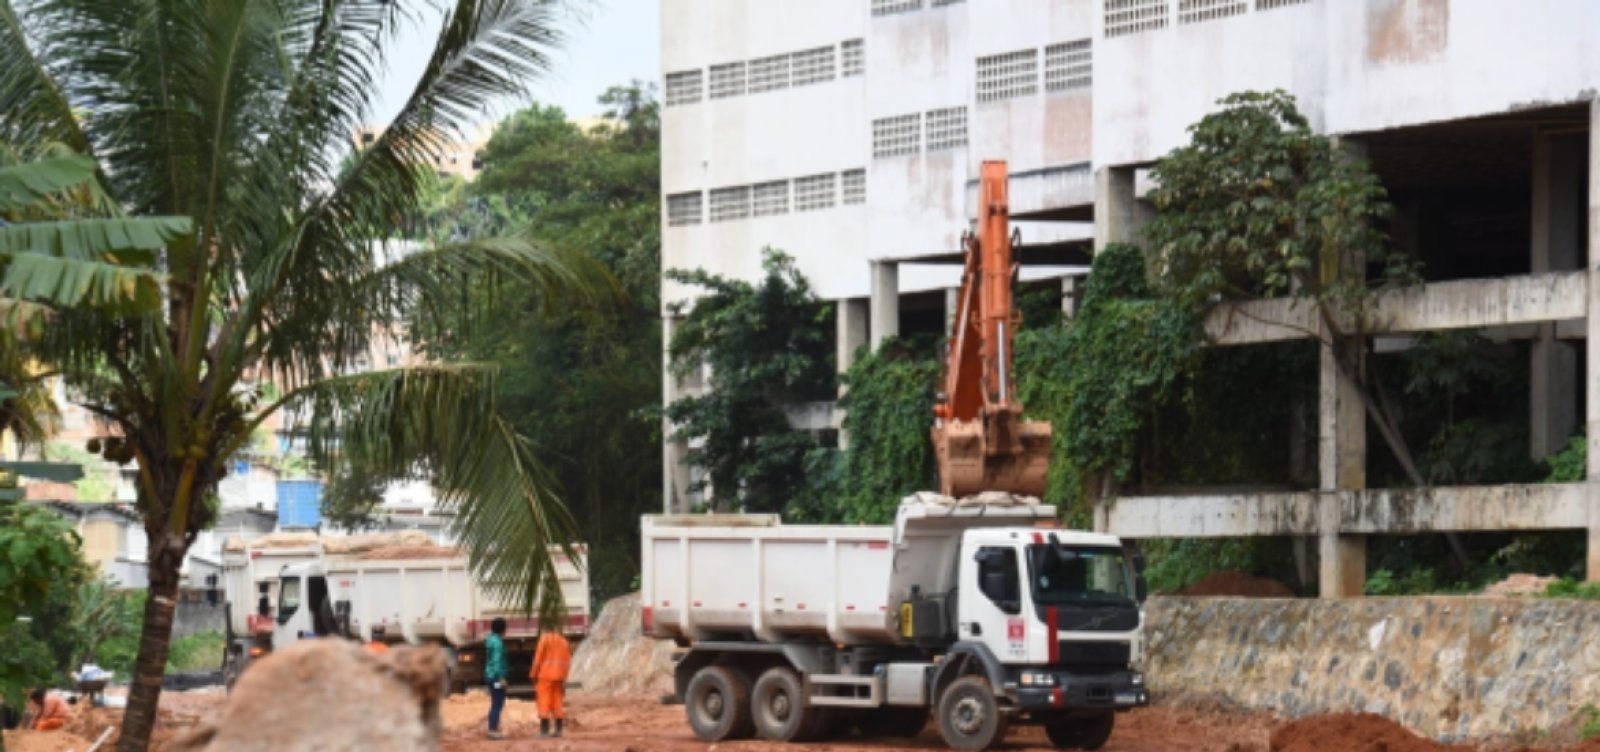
<box><xmin>1130</xmin><ymin>673</ymin><xmax>1144</xmax><ymax>686</ymax></box>
<box><xmin>1020</xmin><ymin>671</ymin><xmax>1057</xmax><ymax>687</ymax></box>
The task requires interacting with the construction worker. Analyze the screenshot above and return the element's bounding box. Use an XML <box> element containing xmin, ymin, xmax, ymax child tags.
<box><xmin>486</xmin><ymin>617</ymin><xmax>508</xmax><ymax>740</ymax></box>
<box><xmin>530</xmin><ymin>624</ymin><xmax>571</xmax><ymax>738</ymax></box>
<box><xmin>26</xmin><ymin>688</ymin><xmax>72</xmax><ymax>732</ymax></box>
<box><xmin>364</xmin><ymin>624</ymin><xmax>390</xmax><ymax>654</ymax></box>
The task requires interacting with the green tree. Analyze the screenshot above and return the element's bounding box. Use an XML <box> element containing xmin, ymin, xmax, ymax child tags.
<box><xmin>409</xmin><ymin>84</ymin><xmax>662</xmax><ymax>600</ymax></box>
<box><xmin>1141</xmin><ymin>90</ymin><xmax>1474</xmax><ymax>571</ymax></box>
<box><xmin>666</xmin><ymin>250</ymin><xmax>834</xmax><ymax>513</ymax></box>
<box><xmin>0</xmin><ymin>504</ymin><xmax>81</xmax><ymax>714</ymax></box>
<box><xmin>0</xmin><ymin>4</ymin><xmax>603</xmax><ymax>748</ymax></box>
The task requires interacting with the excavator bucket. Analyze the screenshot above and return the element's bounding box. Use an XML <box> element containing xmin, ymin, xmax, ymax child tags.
<box><xmin>933</xmin><ymin>414</ymin><xmax>1052</xmax><ymax>498</ymax></box>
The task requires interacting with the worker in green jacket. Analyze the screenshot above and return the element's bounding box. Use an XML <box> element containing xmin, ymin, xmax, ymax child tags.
<box><xmin>486</xmin><ymin>618</ymin><xmax>508</xmax><ymax>740</ymax></box>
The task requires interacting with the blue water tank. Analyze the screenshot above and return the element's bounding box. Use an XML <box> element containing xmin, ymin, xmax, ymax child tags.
<box><xmin>276</xmin><ymin>480</ymin><xmax>324</xmax><ymax>529</ymax></box>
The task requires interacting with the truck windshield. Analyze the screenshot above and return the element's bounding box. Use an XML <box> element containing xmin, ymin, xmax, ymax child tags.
<box><xmin>277</xmin><ymin>576</ymin><xmax>302</xmax><ymax>625</ymax></box>
<box><xmin>1027</xmin><ymin>545</ymin><xmax>1135</xmax><ymax>606</ymax></box>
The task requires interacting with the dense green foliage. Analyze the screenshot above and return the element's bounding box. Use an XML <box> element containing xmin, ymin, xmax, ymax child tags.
<box><xmin>666</xmin><ymin>250</ymin><xmax>834</xmax><ymax>513</ymax></box>
<box><xmin>416</xmin><ymin>85</ymin><xmax>663</xmax><ymax>601</ymax></box>
<box><xmin>1146</xmin><ymin>90</ymin><xmax>1412</xmax><ymax>312</ymax></box>
<box><xmin>795</xmin><ymin>337</ymin><xmax>940</xmax><ymax>523</ymax></box>
<box><xmin>1546</xmin><ymin>435</ymin><xmax>1587</xmax><ymax>483</ymax></box>
<box><xmin>0</xmin><ymin>504</ymin><xmax>81</xmax><ymax>703</ymax></box>
<box><xmin>1015</xmin><ymin>244</ymin><xmax>1204</xmax><ymax>521</ymax></box>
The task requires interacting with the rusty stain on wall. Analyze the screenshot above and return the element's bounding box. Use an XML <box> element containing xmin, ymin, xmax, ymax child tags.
<box><xmin>1044</xmin><ymin>96</ymin><xmax>1093</xmax><ymax>165</ymax></box>
<box><xmin>1367</xmin><ymin>0</ymin><xmax>1449</xmax><ymax>65</ymax></box>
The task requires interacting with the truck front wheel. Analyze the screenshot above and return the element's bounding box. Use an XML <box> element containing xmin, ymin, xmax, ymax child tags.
<box><xmin>686</xmin><ymin>666</ymin><xmax>754</xmax><ymax>741</ymax></box>
<box><xmin>936</xmin><ymin>676</ymin><xmax>1008</xmax><ymax>751</ymax></box>
<box><xmin>1044</xmin><ymin>713</ymin><xmax>1114</xmax><ymax>750</ymax></box>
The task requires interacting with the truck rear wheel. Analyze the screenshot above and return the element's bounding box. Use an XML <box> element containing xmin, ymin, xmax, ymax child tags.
<box><xmin>936</xmin><ymin>676</ymin><xmax>1007</xmax><ymax>751</ymax></box>
<box><xmin>1044</xmin><ymin>713</ymin><xmax>1114</xmax><ymax>750</ymax></box>
<box><xmin>752</xmin><ymin>667</ymin><xmax>830</xmax><ymax>741</ymax></box>
<box><xmin>686</xmin><ymin>666</ymin><xmax>753</xmax><ymax>741</ymax></box>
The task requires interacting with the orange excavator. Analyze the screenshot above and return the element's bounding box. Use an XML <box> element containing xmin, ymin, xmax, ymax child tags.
<box><xmin>932</xmin><ymin>161</ymin><xmax>1053</xmax><ymax>497</ymax></box>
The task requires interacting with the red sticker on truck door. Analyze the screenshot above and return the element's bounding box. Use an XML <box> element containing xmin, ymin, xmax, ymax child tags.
<box><xmin>1008</xmin><ymin>618</ymin><xmax>1025</xmax><ymax>640</ymax></box>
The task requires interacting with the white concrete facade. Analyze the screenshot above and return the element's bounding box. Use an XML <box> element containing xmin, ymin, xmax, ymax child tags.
<box><xmin>660</xmin><ymin>0</ymin><xmax>1600</xmax><ymax>573</ymax></box>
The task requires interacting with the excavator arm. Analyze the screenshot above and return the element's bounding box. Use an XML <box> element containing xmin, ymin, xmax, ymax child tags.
<box><xmin>932</xmin><ymin>161</ymin><xmax>1052</xmax><ymax>497</ymax></box>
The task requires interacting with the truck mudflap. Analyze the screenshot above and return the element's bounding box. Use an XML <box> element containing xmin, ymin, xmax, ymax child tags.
<box><xmin>1011</xmin><ymin>669</ymin><xmax>1149</xmax><ymax>712</ymax></box>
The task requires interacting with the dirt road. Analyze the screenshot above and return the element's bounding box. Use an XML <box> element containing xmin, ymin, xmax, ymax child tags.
<box><xmin>439</xmin><ymin>693</ymin><xmax>1277</xmax><ymax>752</ymax></box>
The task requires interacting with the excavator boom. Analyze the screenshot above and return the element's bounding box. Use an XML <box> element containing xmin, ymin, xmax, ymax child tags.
<box><xmin>932</xmin><ymin>161</ymin><xmax>1052</xmax><ymax>497</ymax></box>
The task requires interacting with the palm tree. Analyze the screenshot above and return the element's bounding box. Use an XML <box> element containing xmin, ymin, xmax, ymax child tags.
<box><xmin>0</xmin><ymin>3</ymin><xmax>598</xmax><ymax>749</ymax></box>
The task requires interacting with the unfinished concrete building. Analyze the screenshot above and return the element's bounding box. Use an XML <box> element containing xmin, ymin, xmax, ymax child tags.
<box><xmin>659</xmin><ymin>0</ymin><xmax>1600</xmax><ymax>596</ymax></box>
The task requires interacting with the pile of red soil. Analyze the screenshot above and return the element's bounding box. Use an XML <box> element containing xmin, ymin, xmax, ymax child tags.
<box><xmin>1179</xmin><ymin>571</ymin><xmax>1296</xmax><ymax>598</ymax></box>
<box><xmin>1270</xmin><ymin>713</ymin><xmax>1454</xmax><ymax>752</ymax></box>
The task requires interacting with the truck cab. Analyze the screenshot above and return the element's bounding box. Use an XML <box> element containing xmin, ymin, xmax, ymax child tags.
<box><xmin>271</xmin><ymin>561</ymin><xmax>343</xmax><ymax>652</ymax></box>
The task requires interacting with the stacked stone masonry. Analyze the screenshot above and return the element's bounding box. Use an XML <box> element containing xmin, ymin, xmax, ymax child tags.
<box><xmin>1144</xmin><ymin>596</ymin><xmax>1600</xmax><ymax>742</ymax></box>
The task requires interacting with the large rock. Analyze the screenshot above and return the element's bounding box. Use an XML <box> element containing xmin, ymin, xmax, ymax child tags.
<box><xmin>169</xmin><ymin>640</ymin><xmax>445</xmax><ymax>751</ymax></box>
<box><xmin>1145</xmin><ymin>595</ymin><xmax>1600</xmax><ymax>741</ymax></box>
<box><xmin>569</xmin><ymin>592</ymin><xmax>676</xmax><ymax>696</ymax></box>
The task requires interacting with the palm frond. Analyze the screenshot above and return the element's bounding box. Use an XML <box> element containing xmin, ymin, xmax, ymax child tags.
<box><xmin>276</xmin><ymin>364</ymin><xmax>579</xmax><ymax>620</ymax></box>
<box><xmin>0</xmin><ymin>1</ymin><xmax>91</xmax><ymax>153</ymax></box>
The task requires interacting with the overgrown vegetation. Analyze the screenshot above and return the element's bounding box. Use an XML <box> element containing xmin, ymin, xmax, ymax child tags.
<box><xmin>794</xmin><ymin>336</ymin><xmax>941</xmax><ymax>524</ymax></box>
<box><xmin>1015</xmin><ymin>244</ymin><xmax>1205</xmax><ymax>523</ymax></box>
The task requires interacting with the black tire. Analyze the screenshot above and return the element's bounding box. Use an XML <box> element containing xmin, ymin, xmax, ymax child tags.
<box><xmin>752</xmin><ymin>667</ymin><xmax>829</xmax><ymax>741</ymax></box>
<box><xmin>856</xmin><ymin>707</ymin><xmax>929</xmax><ymax>738</ymax></box>
<box><xmin>686</xmin><ymin>666</ymin><xmax>754</xmax><ymax>741</ymax></box>
<box><xmin>936</xmin><ymin>676</ymin><xmax>1007</xmax><ymax>751</ymax></box>
<box><xmin>1043</xmin><ymin>713</ymin><xmax>1114</xmax><ymax>751</ymax></box>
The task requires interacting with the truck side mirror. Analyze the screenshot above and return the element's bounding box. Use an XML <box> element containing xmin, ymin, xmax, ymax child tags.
<box><xmin>1136</xmin><ymin>576</ymin><xmax>1149</xmax><ymax>603</ymax></box>
<box><xmin>1132</xmin><ymin>552</ymin><xmax>1147</xmax><ymax>575</ymax></box>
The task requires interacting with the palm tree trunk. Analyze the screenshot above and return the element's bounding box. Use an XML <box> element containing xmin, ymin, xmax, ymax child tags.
<box><xmin>115</xmin><ymin>542</ymin><xmax>182</xmax><ymax>752</ymax></box>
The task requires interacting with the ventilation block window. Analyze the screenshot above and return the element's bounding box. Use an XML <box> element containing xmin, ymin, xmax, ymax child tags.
<box><xmin>1105</xmin><ymin>0</ymin><xmax>1168</xmax><ymax>37</ymax></box>
<box><xmin>1045</xmin><ymin>40</ymin><xmax>1092</xmax><ymax>92</ymax></box>
<box><xmin>666</xmin><ymin>192</ymin><xmax>703</xmax><ymax>227</ymax></box>
<box><xmin>926</xmin><ymin>106</ymin><xmax>968</xmax><ymax>151</ymax></box>
<box><xmin>873</xmin><ymin>114</ymin><xmax>922</xmax><ymax>158</ymax></box>
<box><xmin>794</xmin><ymin>173</ymin><xmax>837</xmax><ymax>212</ymax></box>
<box><xmin>976</xmin><ymin>48</ymin><xmax>1039</xmax><ymax>102</ymax></box>
<box><xmin>665</xmin><ymin>70</ymin><xmax>704</xmax><ymax>106</ymax></box>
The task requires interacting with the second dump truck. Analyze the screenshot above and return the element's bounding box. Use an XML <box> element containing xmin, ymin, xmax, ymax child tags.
<box><xmin>642</xmin><ymin>495</ymin><xmax>1149</xmax><ymax>751</ymax></box>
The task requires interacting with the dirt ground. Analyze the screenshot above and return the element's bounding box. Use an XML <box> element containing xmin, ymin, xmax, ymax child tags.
<box><xmin>439</xmin><ymin>692</ymin><xmax>1280</xmax><ymax>752</ymax></box>
<box><xmin>437</xmin><ymin>693</ymin><xmax>1600</xmax><ymax>752</ymax></box>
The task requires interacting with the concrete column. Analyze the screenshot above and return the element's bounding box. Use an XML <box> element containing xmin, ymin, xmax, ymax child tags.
<box><xmin>870</xmin><ymin>261</ymin><xmax>899</xmax><ymax>349</ymax></box>
<box><xmin>1585</xmin><ymin>98</ymin><xmax>1600</xmax><ymax>580</ymax></box>
<box><xmin>1531</xmin><ymin>131</ymin><xmax>1583</xmax><ymax>459</ymax></box>
<box><xmin>1318</xmin><ymin>231</ymin><xmax>1368</xmax><ymax>602</ymax></box>
<box><xmin>661</xmin><ymin>316</ymin><xmax>692</xmax><ymax>513</ymax></box>
<box><xmin>837</xmin><ymin>298</ymin><xmax>869</xmax><ymax>381</ymax></box>
<box><xmin>1061</xmin><ymin>276</ymin><xmax>1082</xmax><ymax>320</ymax></box>
<box><xmin>1094</xmin><ymin>166</ymin><xmax>1152</xmax><ymax>251</ymax></box>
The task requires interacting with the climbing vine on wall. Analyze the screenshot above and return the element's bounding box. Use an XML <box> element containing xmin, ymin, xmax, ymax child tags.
<box><xmin>798</xmin><ymin>336</ymin><xmax>941</xmax><ymax>524</ymax></box>
<box><xmin>1016</xmin><ymin>243</ymin><xmax>1206</xmax><ymax>523</ymax></box>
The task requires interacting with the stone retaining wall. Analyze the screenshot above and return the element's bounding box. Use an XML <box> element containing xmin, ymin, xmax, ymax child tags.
<box><xmin>1143</xmin><ymin>596</ymin><xmax>1600</xmax><ymax>741</ymax></box>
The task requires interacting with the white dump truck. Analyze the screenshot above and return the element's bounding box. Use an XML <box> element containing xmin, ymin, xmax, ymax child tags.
<box><xmin>271</xmin><ymin>545</ymin><xmax>589</xmax><ymax>693</ymax></box>
<box><xmin>220</xmin><ymin>534</ymin><xmax>326</xmax><ymax>687</ymax></box>
<box><xmin>641</xmin><ymin>495</ymin><xmax>1149</xmax><ymax>751</ymax></box>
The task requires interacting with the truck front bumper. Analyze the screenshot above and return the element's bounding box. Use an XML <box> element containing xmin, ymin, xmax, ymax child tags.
<box><xmin>1011</xmin><ymin>670</ymin><xmax>1149</xmax><ymax>712</ymax></box>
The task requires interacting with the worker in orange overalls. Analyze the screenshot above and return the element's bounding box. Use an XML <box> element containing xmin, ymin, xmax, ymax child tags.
<box><xmin>27</xmin><ymin>688</ymin><xmax>73</xmax><ymax>731</ymax></box>
<box><xmin>364</xmin><ymin>624</ymin><xmax>390</xmax><ymax>654</ymax></box>
<box><xmin>530</xmin><ymin>625</ymin><xmax>571</xmax><ymax>738</ymax></box>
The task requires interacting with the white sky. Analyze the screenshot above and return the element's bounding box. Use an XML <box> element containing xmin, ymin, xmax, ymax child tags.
<box><xmin>375</xmin><ymin>0</ymin><xmax>661</xmax><ymax>127</ymax></box>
